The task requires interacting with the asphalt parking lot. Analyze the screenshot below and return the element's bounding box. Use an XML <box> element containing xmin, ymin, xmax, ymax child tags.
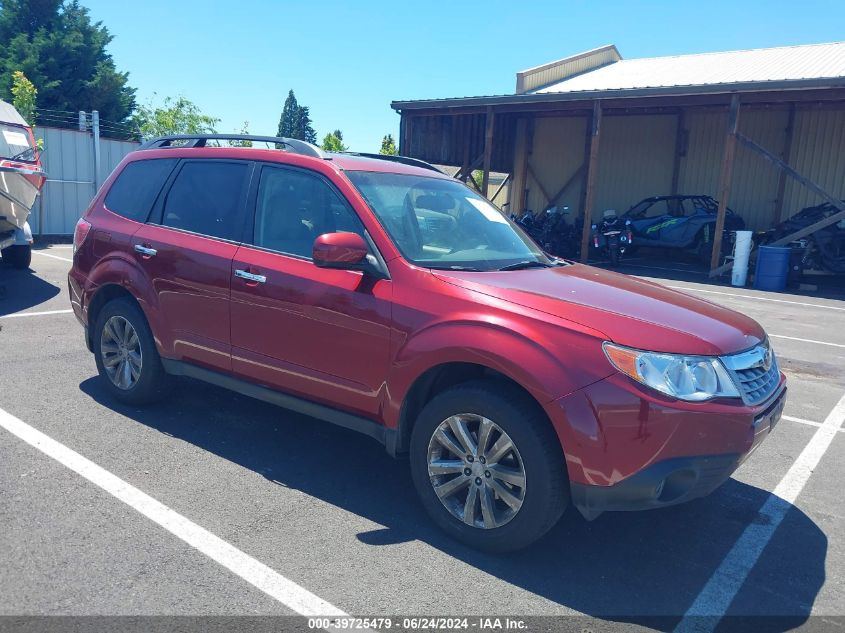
<box><xmin>1</xmin><ymin>245</ymin><xmax>844</xmax><ymax>630</ymax></box>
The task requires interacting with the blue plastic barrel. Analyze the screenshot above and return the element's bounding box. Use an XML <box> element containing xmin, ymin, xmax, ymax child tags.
<box><xmin>754</xmin><ymin>246</ymin><xmax>791</xmax><ymax>291</ymax></box>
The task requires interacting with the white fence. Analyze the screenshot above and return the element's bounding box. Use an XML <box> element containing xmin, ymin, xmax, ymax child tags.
<box><xmin>30</xmin><ymin>126</ymin><xmax>138</xmax><ymax>235</ymax></box>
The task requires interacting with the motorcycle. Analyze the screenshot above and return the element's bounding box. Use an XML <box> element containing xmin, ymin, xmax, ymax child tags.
<box><xmin>591</xmin><ymin>210</ymin><xmax>633</xmax><ymax>266</ymax></box>
<box><xmin>512</xmin><ymin>205</ymin><xmax>581</xmax><ymax>259</ymax></box>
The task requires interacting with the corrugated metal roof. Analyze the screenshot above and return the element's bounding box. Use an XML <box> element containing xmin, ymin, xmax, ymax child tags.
<box><xmin>532</xmin><ymin>42</ymin><xmax>845</xmax><ymax>94</ymax></box>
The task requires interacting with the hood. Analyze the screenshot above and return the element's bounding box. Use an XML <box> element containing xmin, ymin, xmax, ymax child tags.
<box><xmin>433</xmin><ymin>264</ymin><xmax>764</xmax><ymax>356</ymax></box>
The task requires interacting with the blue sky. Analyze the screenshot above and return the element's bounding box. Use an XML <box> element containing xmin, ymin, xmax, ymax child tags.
<box><xmin>84</xmin><ymin>0</ymin><xmax>844</xmax><ymax>152</ymax></box>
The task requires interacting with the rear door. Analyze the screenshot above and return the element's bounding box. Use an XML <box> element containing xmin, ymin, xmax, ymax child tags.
<box><xmin>230</xmin><ymin>163</ymin><xmax>393</xmax><ymax>418</ymax></box>
<box><xmin>132</xmin><ymin>159</ymin><xmax>253</xmax><ymax>371</ymax></box>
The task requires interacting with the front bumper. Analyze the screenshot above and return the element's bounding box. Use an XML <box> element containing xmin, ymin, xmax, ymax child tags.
<box><xmin>544</xmin><ymin>372</ymin><xmax>786</xmax><ymax>520</ymax></box>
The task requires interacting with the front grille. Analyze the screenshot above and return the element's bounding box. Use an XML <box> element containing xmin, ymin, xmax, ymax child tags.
<box><xmin>721</xmin><ymin>343</ymin><xmax>780</xmax><ymax>405</ymax></box>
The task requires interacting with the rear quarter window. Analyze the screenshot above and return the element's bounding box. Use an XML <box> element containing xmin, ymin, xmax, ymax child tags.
<box><xmin>104</xmin><ymin>158</ymin><xmax>178</xmax><ymax>222</ymax></box>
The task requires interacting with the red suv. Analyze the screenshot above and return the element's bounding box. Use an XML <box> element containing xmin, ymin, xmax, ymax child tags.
<box><xmin>69</xmin><ymin>134</ymin><xmax>786</xmax><ymax>552</ymax></box>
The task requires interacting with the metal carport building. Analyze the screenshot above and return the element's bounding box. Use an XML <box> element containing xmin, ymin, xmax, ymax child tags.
<box><xmin>391</xmin><ymin>42</ymin><xmax>845</xmax><ymax>272</ymax></box>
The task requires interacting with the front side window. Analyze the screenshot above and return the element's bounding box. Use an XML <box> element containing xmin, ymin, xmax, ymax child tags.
<box><xmin>0</xmin><ymin>123</ymin><xmax>35</xmax><ymax>162</ymax></box>
<box><xmin>346</xmin><ymin>171</ymin><xmax>549</xmax><ymax>271</ymax></box>
<box><xmin>253</xmin><ymin>166</ymin><xmax>365</xmax><ymax>259</ymax></box>
<box><xmin>104</xmin><ymin>158</ymin><xmax>177</xmax><ymax>222</ymax></box>
<box><xmin>161</xmin><ymin>161</ymin><xmax>249</xmax><ymax>241</ymax></box>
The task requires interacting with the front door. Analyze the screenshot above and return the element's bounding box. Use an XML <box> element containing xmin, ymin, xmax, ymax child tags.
<box><xmin>133</xmin><ymin>159</ymin><xmax>252</xmax><ymax>372</ymax></box>
<box><xmin>230</xmin><ymin>164</ymin><xmax>392</xmax><ymax>418</ymax></box>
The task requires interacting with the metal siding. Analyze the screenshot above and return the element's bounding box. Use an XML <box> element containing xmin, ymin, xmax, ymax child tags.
<box><xmin>31</xmin><ymin>127</ymin><xmax>137</xmax><ymax>234</ymax></box>
<box><xmin>593</xmin><ymin>114</ymin><xmax>676</xmax><ymax>218</ymax></box>
<box><xmin>525</xmin><ymin>116</ymin><xmax>586</xmax><ymax>213</ymax></box>
<box><xmin>782</xmin><ymin>108</ymin><xmax>845</xmax><ymax>218</ymax></box>
<box><xmin>522</xmin><ymin>48</ymin><xmax>620</xmax><ymax>93</ymax></box>
<box><xmin>678</xmin><ymin>110</ymin><xmax>725</xmax><ymax>203</ymax></box>
<box><xmin>732</xmin><ymin>108</ymin><xmax>790</xmax><ymax>230</ymax></box>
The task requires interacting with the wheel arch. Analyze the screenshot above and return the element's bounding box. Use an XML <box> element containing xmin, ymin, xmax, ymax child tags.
<box><xmin>85</xmin><ymin>284</ymin><xmax>146</xmax><ymax>353</ymax></box>
<box><xmin>392</xmin><ymin>360</ymin><xmax>558</xmax><ymax>460</ymax></box>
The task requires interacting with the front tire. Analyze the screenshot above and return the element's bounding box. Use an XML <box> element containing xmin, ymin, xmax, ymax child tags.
<box><xmin>93</xmin><ymin>297</ymin><xmax>172</xmax><ymax>405</ymax></box>
<box><xmin>1</xmin><ymin>244</ymin><xmax>31</xmax><ymax>269</ymax></box>
<box><xmin>410</xmin><ymin>381</ymin><xmax>568</xmax><ymax>552</ymax></box>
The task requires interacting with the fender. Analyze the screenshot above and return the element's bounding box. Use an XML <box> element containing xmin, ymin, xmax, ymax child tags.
<box><xmin>13</xmin><ymin>221</ymin><xmax>33</xmax><ymax>245</ymax></box>
<box><xmin>83</xmin><ymin>250</ymin><xmax>175</xmax><ymax>356</ymax></box>
<box><xmin>383</xmin><ymin>316</ymin><xmax>611</xmax><ymax>429</ymax></box>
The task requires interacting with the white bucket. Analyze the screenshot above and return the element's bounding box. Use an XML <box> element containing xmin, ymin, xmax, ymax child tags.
<box><xmin>731</xmin><ymin>230</ymin><xmax>753</xmax><ymax>287</ymax></box>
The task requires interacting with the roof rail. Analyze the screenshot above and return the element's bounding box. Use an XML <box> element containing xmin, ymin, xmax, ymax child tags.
<box><xmin>340</xmin><ymin>152</ymin><xmax>443</xmax><ymax>174</ymax></box>
<box><xmin>138</xmin><ymin>134</ymin><xmax>325</xmax><ymax>159</ymax></box>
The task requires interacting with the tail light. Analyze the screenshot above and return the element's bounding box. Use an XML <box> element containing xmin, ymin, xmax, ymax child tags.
<box><xmin>627</xmin><ymin>229</ymin><xmax>633</xmax><ymax>244</ymax></box>
<box><xmin>73</xmin><ymin>217</ymin><xmax>92</xmax><ymax>253</ymax></box>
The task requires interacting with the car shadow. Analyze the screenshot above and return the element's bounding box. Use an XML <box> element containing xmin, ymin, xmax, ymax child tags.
<box><xmin>0</xmin><ymin>264</ymin><xmax>60</xmax><ymax>315</ymax></box>
<box><xmin>80</xmin><ymin>376</ymin><xmax>826</xmax><ymax>630</ymax></box>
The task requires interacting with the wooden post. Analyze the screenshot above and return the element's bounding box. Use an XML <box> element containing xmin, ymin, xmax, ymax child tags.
<box><xmin>709</xmin><ymin>94</ymin><xmax>740</xmax><ymax>274</ymax></box>
<box><xmin>670</xmin><ymin>109</ymin><xmax>686</xmax><ymax>196</ymax></box>
<box><xmin>579</xmin><ymin>101</ymin><xmax>602</xmax><ymax>263</ymax></box>
<box><xmin>773</xmin><ymin>104</ymin><xmax>796</xmax><ymax>226</ymax></box>
<box><xmin>481</xmin><ymin>106</ymin><xmax>495</xmax><ymax>195</ymax></box>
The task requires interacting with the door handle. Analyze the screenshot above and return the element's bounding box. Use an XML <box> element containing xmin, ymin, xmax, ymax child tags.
<box><xmin>234</xmin><ymin>269</ymin><xmax>266</xmax><ymax>284</ymax></box>
<box><xmin>134</xmin><ymin>244</ymin><xmax>157</xmax><ymax>257</ymax></box>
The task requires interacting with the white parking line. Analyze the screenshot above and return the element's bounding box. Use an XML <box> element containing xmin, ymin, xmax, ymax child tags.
<box><xmin>769</xmin><ymin>334</ymin><xmax>845</xmax><ymax>350</ymax></box>
<box><xmin>0</xmin><ymin>406</ymin><xmax>346</xmax><ymax>618</ymax></box>
<box><xmin>667</xmin><ymin>285</ymin><xmax>845</xmax><ymax>312</ymax></box>
<box><xmin>676</xmin><ymin>391</ymin><xmax>845</xmax><ymax>631</ymax></box>
<box><xmin>0</xmin><ymin>308</ymin><xmax>74</xmax><ymax>319</ymax></box>
<box><xmin>32</xmin><ymin>250</ymin><xmax>73</xmax><ymax>262</ymax></box>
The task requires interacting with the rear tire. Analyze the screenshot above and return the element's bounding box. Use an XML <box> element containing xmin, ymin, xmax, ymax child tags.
<box><xmin>410</xmin><ymin>380</ymin><xmax>568</xmax><ymax>552</ymax></box>
<box><xmin>609</xmin><ymin>247</ymin><xmax>620</xmax><ymax>267</ymax></box>
<box><xmin>1</xmin><ymin>244</ymin><xmax>31</xmax><ymax>269</ymax></box>
<box><xmin>93</xmin><ymin>297</ymin><xmax>172</xmax><ymax>405</ymax></box>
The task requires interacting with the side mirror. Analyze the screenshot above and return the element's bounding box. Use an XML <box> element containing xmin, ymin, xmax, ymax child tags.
<box><xmin>312</xmin><ymin>232</ymin><xmax>369</xmax><ymax>269</ymax></box>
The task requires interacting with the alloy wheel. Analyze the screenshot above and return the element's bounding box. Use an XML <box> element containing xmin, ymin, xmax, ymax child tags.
<box><xmin>426</xmin><ymin>414</ymin><xmax>526</xmax><ymax>529</ymax></box>
<box><xmin>100</xmin><ymin>315</ymin><xmax>142</xmax><ymax>390</ymax></box>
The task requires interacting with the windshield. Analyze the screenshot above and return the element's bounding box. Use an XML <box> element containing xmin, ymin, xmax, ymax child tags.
<box><xmin>346</xmin><ymin>171</ymin><xmax>550</xmax><ymax>271</ymax></box>
<box><xmin>0</xmin><ymin>123</ymin><xmax>36</xmax><ymax>162</ymax></box>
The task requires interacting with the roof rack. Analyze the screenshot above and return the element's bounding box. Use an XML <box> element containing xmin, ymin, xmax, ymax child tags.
<box><xmin>340</xmin><ymin>152</ymin><xmax>443</xmax><ymax>174</ymax></box>
<box><xmin>138</xmin><ymin>134</ymin><xmax>325</xmax><ymax>159</ymax></box>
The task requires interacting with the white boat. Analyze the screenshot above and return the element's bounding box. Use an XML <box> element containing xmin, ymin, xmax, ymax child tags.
<box><xmin>0</xmin><ymin>99</ymin><xmax>46</xmax><ymax>268</ymax></box>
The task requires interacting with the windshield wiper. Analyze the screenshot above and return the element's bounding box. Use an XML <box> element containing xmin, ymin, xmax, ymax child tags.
<box><xmin>8</xmin><ymin>147</ymin><xmax>35</xmax><ymax>161</ymax></box>
<box><xmin>429</xmin><ymin>265</ymin><xmax>484</xmax><ymax>272</ymax></box>
<box><xmin>497</xmin><ymin>260</ymin><xmax>553</xmax><ymax>271</ymax></box>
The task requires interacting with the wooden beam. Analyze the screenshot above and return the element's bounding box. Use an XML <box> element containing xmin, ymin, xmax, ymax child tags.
<box><xmin>580</xmin><ymin>101</ymin><xmax>603</xmax><ymax>263</ymax></box>
<box><xmin>527</xmin><ymin>164</ymin><xmax>553</xmax><ymax>206</ymax></box>
<box><xmin>490</xmin><ymin>173</ymin><xmax>510</xmax><ymax>204</ymax></box>
<box><xmin>455</xmin><ymin>153</ymin><xmax>484</xmax><ymax>181</ymax></box>
<box><xmin>709</xmin><ymin>94</ymin><xmax>741</xmax><ymax>274</ymax></box>
<box><xmin>772</xmin><ymin>104</ymin><xmax>796</xmax><ymax>226</ymax></box>
<box><xmin>481</xmin><ymin>106</ymin><xmax>495</xmax><ymax>195</ymax></box>
<box><xmin>707</xmin><ymin>126</ymin><xmax>845</xmax><ymax>278</ymax></box>
<box><xmin>547</xmin><ymin>164</ymin><xmax>585</xmax><ymax>209</ymax></box>
<box><xmin>670</xmin><ymin>109</ymin><xmax>686</xmax><ymax>195</ymax></box>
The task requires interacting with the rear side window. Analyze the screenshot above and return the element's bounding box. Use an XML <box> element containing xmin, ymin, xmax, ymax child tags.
<box><xmin>104</xmin><ymin>158</ymin><xmax>177</xmax><ymax>222</ymax></box>
<box><xmin>161</xmin><ymin>161</ymin><xmax>250</xmax><ymax>241</ymax></box>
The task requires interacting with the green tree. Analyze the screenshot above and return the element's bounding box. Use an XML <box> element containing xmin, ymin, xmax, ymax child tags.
<box><xmin>0</xmin><ymin>0</ymin><xmax>136</xmax><ymax>123</ymax></box>
<box><xmin>132</xmin><ymin>96</ymin><xmax>219</xmax><ymax>139</ymax></box>
<box><xmin>321</xmin><ymin>129</ymin><xmax>347</xmax><ymax>152</ymax></box>
<box><xmin>10</xmin><ymin>69</ymin><xmax>35</xmax><ymax>123</ymax></box>
<box><xmin>379</xmin><ymin>133</ymin><xmax>397</xmax><ymax>155</ymax></box>
<box><xmin>276</xmin><ymin>89</ymin><xmax>317</xmax><ymax>144</ymax></box>
<box><xmin>229</xmin><ymin>121</ymin><xmax>252</xmax><ymax>147</ymax></box>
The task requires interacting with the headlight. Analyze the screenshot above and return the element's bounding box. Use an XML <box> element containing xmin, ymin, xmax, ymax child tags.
<box><xmin>603</xmin><ymin>342</ymin><xmax>740</xmax><ymax>402</ymax></box>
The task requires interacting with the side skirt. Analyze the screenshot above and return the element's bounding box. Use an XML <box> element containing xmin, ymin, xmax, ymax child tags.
<box><xmin>161</xmin><ymin>359</ymin><xmax>399</xmax><ymax>456</ymax></box>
